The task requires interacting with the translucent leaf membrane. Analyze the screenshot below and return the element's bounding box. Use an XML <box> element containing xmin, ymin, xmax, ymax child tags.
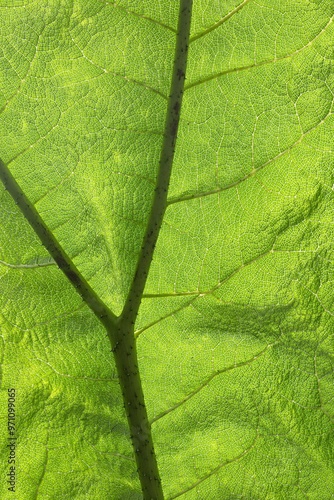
<box><xmin>1</xmin><ymin>0</ymin><xmax>334</xmax><ymax>498</ymax></box>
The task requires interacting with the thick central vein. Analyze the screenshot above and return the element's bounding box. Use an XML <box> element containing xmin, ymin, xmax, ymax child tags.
<box><xmin>120</xmin><ymin>0</ymin><xmax>193</xmax><ymax>327</ymax></box>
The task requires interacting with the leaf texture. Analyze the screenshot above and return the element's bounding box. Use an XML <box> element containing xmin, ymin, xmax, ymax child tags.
<box><xmin>1</xmin><ymin>1</ymin><xmax>334</xmax><ymax>498</ymax></box>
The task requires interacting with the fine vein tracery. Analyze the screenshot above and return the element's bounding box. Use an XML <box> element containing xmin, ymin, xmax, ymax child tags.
<box><xmin>0</xmin><ymin>1</ymin><xmax>193</xmax><ymax>499</ymax></box>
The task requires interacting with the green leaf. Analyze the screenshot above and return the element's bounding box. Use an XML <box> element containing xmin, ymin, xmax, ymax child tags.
<box><xmin>1</xmin><ymin>1</ymin><xmax>334</xmax><ymax>499</ymax></box>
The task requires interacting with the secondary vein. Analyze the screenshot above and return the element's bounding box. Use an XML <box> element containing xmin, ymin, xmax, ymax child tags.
<box><xmin>0</xmin><ymin>158</ymin><xmax>118</xmax><ymax>331</ymax></box>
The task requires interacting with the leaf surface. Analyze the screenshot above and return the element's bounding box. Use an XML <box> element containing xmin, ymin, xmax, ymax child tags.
<box><xmin>1</xmin><ymin>1</ymin><xmax>334</xmax><ymax>498</ymax></box>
